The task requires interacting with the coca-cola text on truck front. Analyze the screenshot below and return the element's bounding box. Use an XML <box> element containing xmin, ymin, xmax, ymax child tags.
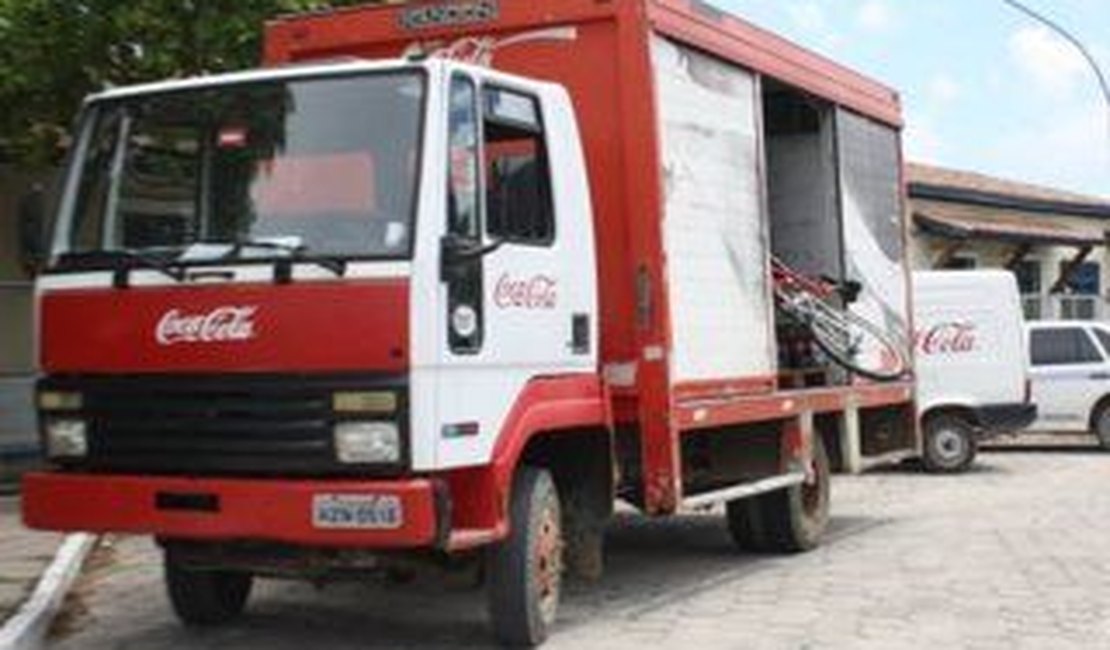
<box><xmin>24</xmin><ymin>1</ymin><xmax>920</xmax><ymax>645</ymax></box>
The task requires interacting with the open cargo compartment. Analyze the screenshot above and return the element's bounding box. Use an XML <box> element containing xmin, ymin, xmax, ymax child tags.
<box><xmin>649</xmin><ymin>33</ymin><xmax>918</xmax><ymax>487</ymax></box>
<box><xmin>763</xmin><ymin>79</ymin><xmax>913</xmax><ymax>391</ymax></box>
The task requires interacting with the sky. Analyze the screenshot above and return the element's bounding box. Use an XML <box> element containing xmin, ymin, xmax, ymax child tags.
<box><xmin>712</xmin><ymin>0</ymin><xmax>1110</xmax><ymax>199</ymax></box>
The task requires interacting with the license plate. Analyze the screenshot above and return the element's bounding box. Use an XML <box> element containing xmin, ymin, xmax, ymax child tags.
<box><xmin>312</xmin><ymin>494</ymin><xmax>403</xmax><ymax>530</ymax></box>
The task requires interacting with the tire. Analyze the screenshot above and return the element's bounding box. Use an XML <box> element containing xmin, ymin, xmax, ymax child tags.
<box><xmin>727</xmin><ymin>435</ymin><xmax>830</xmax><ymax>553</ymax></box>
<box><xmin>725</xmin><ymin>496</ymin><xmax>769</xmax><ymax>552</ymax></box>
<box><xmin>922</xmin><ymin>414</ymin><xmax>977</xmax><ymax>473</ymax></box>
<box><xmin>487</xmin><ymin>466</ymin><xmax>563</xmax><ymax>647</ymax></box>
<box><xmin>164</xmin><ymin>548</ymin><xmax>253</xmax><ymax>627</ymax></box>
<box><xmin>1092</xmin><ymin>402</ymin><xmax>1110</xmax><ymax>450</ymax></box>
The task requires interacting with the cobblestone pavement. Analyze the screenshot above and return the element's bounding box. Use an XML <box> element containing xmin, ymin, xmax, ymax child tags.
<box><xmin>0</xmin><ymin>496</ymin><xmax>62</xmax><ymax>625</ymax></box>
<box><xmin>48</xmin><ymin>448</ymin><xmax>1110</xmax><ymax>649</ymax></box>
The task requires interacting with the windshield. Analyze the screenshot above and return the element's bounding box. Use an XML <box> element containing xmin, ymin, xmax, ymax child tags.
<box><xmin>59</xmin><ymin>71</ymin><xmax>424</xmax><ymax>264</ymax></box>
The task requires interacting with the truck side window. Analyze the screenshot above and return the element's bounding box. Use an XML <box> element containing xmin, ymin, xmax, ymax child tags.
<box><xmin>446</xmin><ymin>74</ymin><xmax>483</xmax><ymax>353</ymax></box>
<box><xmin>1030</xmin><ymin>327</ymin><xmax>1103</xmax><ymax>366</ymax></box>
<box><xmin>482</xmin><ymin>87</ymin><xmax>554</xmax><ymax>245</ymax></box>
<box><xmin>448</xmin><ymin>75</ymin><xmax>480</xmax><ymax>239</ymax></box>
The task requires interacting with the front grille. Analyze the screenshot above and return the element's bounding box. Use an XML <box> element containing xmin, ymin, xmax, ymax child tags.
<box><xmin>40</xmin><ymin>374</ymin><xmax>407</xmax><ymax>476</ymax></box>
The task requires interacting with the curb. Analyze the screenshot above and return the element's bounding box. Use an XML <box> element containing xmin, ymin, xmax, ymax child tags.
<box><xmin>0</xmin><ymin>533</ymin><xmax>98</xmax><ymax>650</ymax></box>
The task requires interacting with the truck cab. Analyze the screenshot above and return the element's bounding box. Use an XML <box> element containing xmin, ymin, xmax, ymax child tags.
<box><xmin>26</xmin><ymin>58</ymin><xmax>605</xmax><ymax>644</ymax></box>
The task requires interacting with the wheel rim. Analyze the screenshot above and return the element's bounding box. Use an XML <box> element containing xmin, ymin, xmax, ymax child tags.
<box><xmin>932</xmin><ymin>427</ymin><xmax>966</xmax><ymax>464</ymax></box>
<box><xmin>533</xmin><ymin>500</ymin><xmax>562</xmax><ymax>623</ymax></box>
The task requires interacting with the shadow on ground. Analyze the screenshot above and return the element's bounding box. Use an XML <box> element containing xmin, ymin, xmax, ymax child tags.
<box><xmin>53</xmin><ymin>512</ymin><xmax>885</xmax><ymax>650</ymax></box>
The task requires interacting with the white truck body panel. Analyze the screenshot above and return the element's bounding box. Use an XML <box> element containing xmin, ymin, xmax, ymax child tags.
<box><xmin>651</xmin><ymin>35</ymin><xmax>775</xmax><ymax>383</ymax></box>
<box><xmin>912</xmin><ymin>270</ymin><xmax>1028</xmax><ymax>416</ymax></box>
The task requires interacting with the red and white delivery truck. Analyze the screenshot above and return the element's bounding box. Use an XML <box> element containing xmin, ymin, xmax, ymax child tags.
<box><xmin>23</xmin><ymin>0</ymin><xmax>919</xmax><ymax>644</ymax></box>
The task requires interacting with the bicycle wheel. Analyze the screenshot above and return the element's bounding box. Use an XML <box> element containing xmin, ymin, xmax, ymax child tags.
<box><xmin>806</xmin><ymin>300</ymin><xmax>908</xmax><ymax>382</ymax></box>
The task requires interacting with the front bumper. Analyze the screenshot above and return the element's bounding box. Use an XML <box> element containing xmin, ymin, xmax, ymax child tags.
<box><xmin>22</xmin><ymin>472</ymin><xmax>444</xmax><ymax>549</ymax></box>
<box><xmin>974</xmin><ymin>403</ymin><xmax>1038</xmax><ymax>437</ymax></box>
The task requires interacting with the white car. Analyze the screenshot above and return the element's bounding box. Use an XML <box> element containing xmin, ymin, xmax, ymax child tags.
<box><xmin>913</xmin><ymin>271</ymin><xmax>1037</xmax><ymax>471</ymax></box>
<box><xmin>1027</xmin><ymin>320</ymin><xmax>1110</xmax><ymax>448</ymax></box>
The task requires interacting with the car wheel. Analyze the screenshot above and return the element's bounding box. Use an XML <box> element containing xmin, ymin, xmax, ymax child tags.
<box><xmin>1091</xmin><ymin>403</ymin><xmax>1110</xmax><ymax>450</ymax></box>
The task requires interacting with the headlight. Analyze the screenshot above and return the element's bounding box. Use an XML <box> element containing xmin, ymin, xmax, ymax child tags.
<box><xmin>334</xmin><ymin>422</ymin><xmax>400</xmax><ymax>464</ymax></box>
<box><xmin>332</xmin><ymin>391</ymin><xmax>397</xmax><ymax>414</ymax></box>
<box><xmin>44</xmin><ymin>419</ymin><xmax>88</xmax><ymax>459</ymax></box>
<box><xmin>39</xmin><ymin>391</ymin><xmax>83</xmax><ymax>411</ymax></box>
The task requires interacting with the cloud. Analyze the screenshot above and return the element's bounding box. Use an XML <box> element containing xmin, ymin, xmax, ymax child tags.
<box><xmin>856</xmin><ymin>0</ymin><xmax>893</xmax><ymax>33</ymax></box>
<box><xmin>786</xmin><ymin>3</ymin><xmax>828</xmax><ymax>34</ymax></box>
<box><xmin>1009</xmin><ymin>26</ymin><xmax>1090</xmax><ymax>95</ymax></box>
<box><xmin>926</xmin><ymin>74</ymin><xmax>961</xmax><ymax>107</ymax></box>
<box><xmin>985</xmin><ymin>99</ymin><xmax>1110</xmax><ymax>198</ymax></box>
<box><xmin>903</xmin><ymin>111</ymin><xmax>946</xmax><ymax>164</ymax></box>
<box><xmin>783</xmin><ymin>2</ymin><xmax>844</xmax><ymax>52</ymax></box>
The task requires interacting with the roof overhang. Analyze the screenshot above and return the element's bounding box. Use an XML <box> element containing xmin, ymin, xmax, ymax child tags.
<box><xmin>914</xmin><ymin>202</ymin><xmax>1108</xmax><ymax>248</ymax></box>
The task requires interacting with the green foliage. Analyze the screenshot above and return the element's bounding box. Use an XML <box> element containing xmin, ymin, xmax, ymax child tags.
<box><xmin>0</xmin><ymin>0</ymin><xmax>368</xmax><ymax>167</ymax></box>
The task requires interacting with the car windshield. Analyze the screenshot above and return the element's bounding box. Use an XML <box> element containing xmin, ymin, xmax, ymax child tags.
<box><xmin>59</xmin><ymin>70</ymin><xmax>424</xmax><ymax>263</ymax></box>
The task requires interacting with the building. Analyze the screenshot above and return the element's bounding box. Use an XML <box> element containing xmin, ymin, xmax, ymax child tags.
<box><xmin>0</xmin><ymin>165</ymin><xmax>52</xmax><ymax>461</ymax></box>
<box><xmin>908</xmin><ymin>162</ymin><xmax>1110</xmax><ymax>321</ymax></box>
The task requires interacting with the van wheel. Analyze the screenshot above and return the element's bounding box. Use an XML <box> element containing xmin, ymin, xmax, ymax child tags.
<box><xmin>487</xmin><ymin>466</ymin><xmax>563</xmax><ymax>647</ymax></box>
<box><xmin>164</xmin><ymin>549</ymin><xmax>252</xmax><ymax>626</ymax></box>
<box><xmin>1092</xmin><ymin>403</ymin><xmax>1110</xmax><ymax>450</ymax></box>
<box><xmin>923</xmin><ymin>414</ymin><xmax>977</xmax><ymax>473</ymax></box>
<box><xmin>727</xmin><ymin>435</ymin><xmax>830</xmax><ymax>553</ymax></box>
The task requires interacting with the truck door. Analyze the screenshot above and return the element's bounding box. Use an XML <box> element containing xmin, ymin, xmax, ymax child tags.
<box><xmin>1028</xmin><ymin>325</ymin><xmax>1106</xmax><ymax>430</ymax></box>
<box><xmin>435</xmin><ymin>74</ymin><xmax>592</xmax><ymax>469</ymax></box>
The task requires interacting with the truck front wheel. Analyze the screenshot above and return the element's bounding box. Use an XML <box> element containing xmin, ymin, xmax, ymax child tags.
<box><xmin>487</xmin><ymin>466</ymin><xmax>563</xmax><ymax>647</ymax></box>
<box><xmin>922</xmin><ymin>413</ymin><xmax>977</xmax><ymax>473</ymax></box>
<box><xmin>727</xmin><ymin>434</ymin><xmax>830</xmax><ymax>553</ymax></box>
<box><xmin>164</xmin><ymin>548</ymin><xmax>253</xmax><ymax>626</ymax></box>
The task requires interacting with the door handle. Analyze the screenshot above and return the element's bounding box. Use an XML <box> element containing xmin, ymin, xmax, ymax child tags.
<box><xmin>1089</xmin><ymin>372</ymin><xmax>1110</xmax><ymax>380</ymax></box>
<box><xmin>569</xmin><ymin>313</ymin><xmax>590</xmax><ymax>355</ymax></box>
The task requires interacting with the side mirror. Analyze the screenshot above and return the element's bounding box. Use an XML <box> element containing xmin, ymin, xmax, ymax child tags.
<box><xmin>17</xmin><ymin>187</ymin><xmax>48</xmax><ymax>275</ymax></box>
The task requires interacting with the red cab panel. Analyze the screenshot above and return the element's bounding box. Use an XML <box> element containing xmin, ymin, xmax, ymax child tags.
<box><xmin>40</xmin><ymin>279</ymin><xmax>409</xmax><ymax>374</ymax></box>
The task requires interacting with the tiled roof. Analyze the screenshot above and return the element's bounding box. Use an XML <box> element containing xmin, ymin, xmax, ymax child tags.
<box><xmin>907</xmin><ymin>162</ymin><xmax>1110</xmax><ymax>207</ymax></box>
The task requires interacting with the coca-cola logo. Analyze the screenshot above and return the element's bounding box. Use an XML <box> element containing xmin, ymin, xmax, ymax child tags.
<box><xmin>493</xmin><ymin>273</ymin><xmax>557</xmax><ymax>310</ymax></box>
<box><xmin>914</xmin><ymin>321</ymin><xmax>977</xmax><ymax>355</ymax></box>
<box><xmin>156</xmin><ymin>306</ymin><xmax>258</xmax><ymax>346</ymax></box>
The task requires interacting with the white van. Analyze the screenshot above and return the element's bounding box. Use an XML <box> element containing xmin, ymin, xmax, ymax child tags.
<box><xmin>1026</xmin><ymin>320</ymin><xmax>1110</xmax><ymax>448</ymax></box>
<box><xmin>912</xmin><ymin>271</ymin><xmax>1037</xmax><ymax>471</ymax></box>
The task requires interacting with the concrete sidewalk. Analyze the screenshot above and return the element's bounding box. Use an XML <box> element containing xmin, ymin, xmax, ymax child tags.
<box><xmin>0</xmin><ymin>497</ymin><xmax>62</xmax><ymax>627</ymax></box>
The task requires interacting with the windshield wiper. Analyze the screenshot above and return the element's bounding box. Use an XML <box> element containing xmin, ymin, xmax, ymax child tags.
<box><xmin>224</xmin><ymin>239</ymin><xmax>348</xmax><ymax>281</ymax></box>
<box><xmin>92</xmin><ymin>249</ymin><xmax>187</xmax><ymax>288</ymax></box>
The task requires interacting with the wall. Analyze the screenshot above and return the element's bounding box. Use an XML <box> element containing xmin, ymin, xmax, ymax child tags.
<box><xmin>911</xmin><ymin>228</ymin><xmax>1110</xmax><ymax>320</ymax></box>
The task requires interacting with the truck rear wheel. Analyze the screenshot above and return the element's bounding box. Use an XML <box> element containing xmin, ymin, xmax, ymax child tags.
<box><xmin>923</xmin><ymin>413</ymin><xmax>977</xmax><ymax>473</ymax></box>
<box><xmin>164</xmin><ymin>548</ymin><xmax>252</xmax><ymax>626</ymax></box>
<box><xmin>487</xmin><ymin>466</ymin><xmax>563</xmax><ymax>647</ymax></box>
<box><xmin>725</xmin><ymin>495</ymin><xmax>769</xmax><ymax>552</ymax></box>
<box><xmin>727</xmin><ymin>435</ymin><xmax>830</xmax><ymax>553</ymax></box>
